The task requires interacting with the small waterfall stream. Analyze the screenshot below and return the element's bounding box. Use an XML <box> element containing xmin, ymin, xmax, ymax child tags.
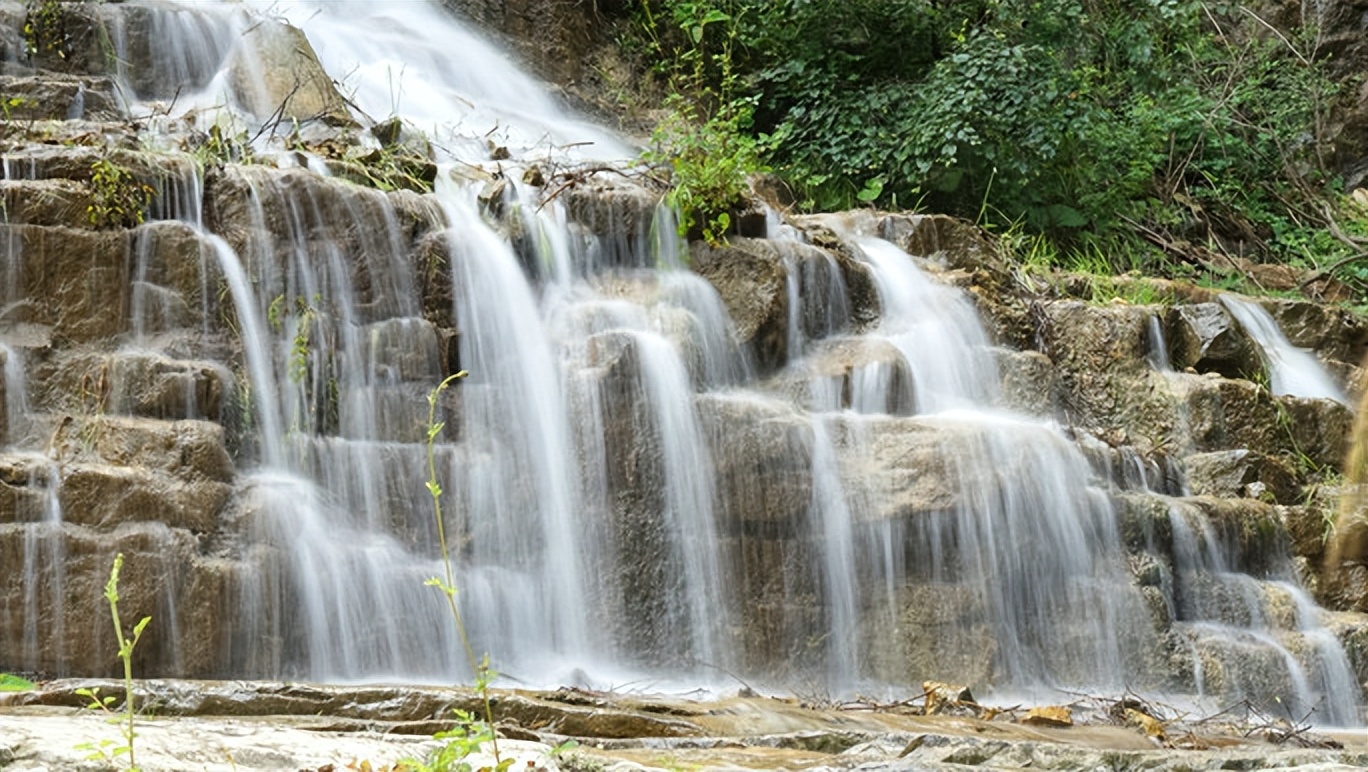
<box><xmin>0</xmin><ymin>0</ymin><xmax>1361</xmax><ymax>726</ymax></box>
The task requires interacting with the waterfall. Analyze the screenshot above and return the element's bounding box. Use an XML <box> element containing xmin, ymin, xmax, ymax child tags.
<box><xmin>0</xmin><ymin>0</ymin><xmax>1360</xmax><ymax>725</ymax></box>
<box><xmin>1220</xmin><ymin>295</ymin><xmax>1347</xmax><ymax>403</ymax></box>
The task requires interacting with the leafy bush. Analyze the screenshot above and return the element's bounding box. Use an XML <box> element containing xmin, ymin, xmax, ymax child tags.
<box><xmin>635</xmin><ymin>0</ymin><xmax>1350</xmax><ymax>280</ymax></box>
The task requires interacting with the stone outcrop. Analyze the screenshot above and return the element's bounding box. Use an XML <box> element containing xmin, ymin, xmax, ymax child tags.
<box><xmin>225</xmin><ymin>19</ymin><xmax>352</xmax><ymax>126</ymax></box>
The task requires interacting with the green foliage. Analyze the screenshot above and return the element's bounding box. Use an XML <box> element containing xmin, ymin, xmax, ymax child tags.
<box><xmin>87</xmin><ymin>157</ymin><xmax>153</xmax><ymax>229</ymax></box>
<box><xmin>634</xmin><ymin>0</ymin><xmax>1349</xmax><ymax>278</ymax></box>
<box><xmin>189</xmin><ymin>124</ymin><xmax>254</xmax><ymax>168</ymax></box>
<box><xmin>638</xmin><ymin>1</ymin><xmax>766</xmax><ymax>243</ymax></box>
<box><xmin>644</xmin><ymin>94</ymin><xmax>763</xmax><ymax>243</ymax></box>
<box><xmin>23</xmin><ymin>0</ymin><xmax>69</xmax><ymax>60</ymax></box>
<box><xmin>76</xmin><ymin>553</ymin><xmax>150</xmax><ymax>771</ymax></box>
<box><xmin>0</xmin><ymin>673</ymin><xmax>35</xmax><ymax>691</ymax></box>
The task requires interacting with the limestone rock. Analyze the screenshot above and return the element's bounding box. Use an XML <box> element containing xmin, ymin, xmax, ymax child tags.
<box><xmin>0</xmin><ymin>74</ymin><xmax>122</xmax><ymax>121</ymax></box>
<box><xmin>1183</xmin><ymin>450</ymin><xmax>1298</xmax><ymax>505</ymax></box>
<box><xmin>878</xmin><ymin>213</ymin><xmax>1008</xmax><ymax>283</ymax></box>
<box><xmin>690</xmin><ymin>238</ymin><xmax>791</xmax><ymax>371</ymax></box>
<box><xmin>561</xmin><ymin>178</ymin><xmax>662</xmax><ymax>266</ymax></box>
<box><xmin>100</xmin><ymin>1</ymin><xmax>235</xmax><ymax>100</ymax></box>
<box><xmin>0</xmin><ymin>224</ymin><xmax>131</xmax><ymax>343</ymax></box>
<box><xmin>828</xmin><ymin>414</ymin><xmax>962</xmax><ymax>521</ymax></box>
<box><xmin>0</xmin><ymin>178</ymin><xmax>91</xmax><ymax>228</ymax></box>
<box><xmin>1166</xmin><ymin>303</ymin><xmax>1262</xmax><ymax>380</ymax></box>
<box><xmin>226</xmin><ymin>19</ymin><xmax>353</xmax><ymax>125</ymax></box>
<box><xmin>1261</xmin><ymin>297</ymin><xmax>1368</xmax><ymax>367</ymax></box>
<box><xmin>0</xmin><ymin>522</ymin><xmax>227</xmax><ymax>676</ymax></box>
<box><xmin>36</xmin><ymin>351</ymin><xmax>233</xmax><ymax>422</ymax></box>
<box><xmin>49</xmin><ymin>415</ymin><xmax>235</xmax><ymax>483</ymax></box>
<box><xmin>997</xmin><ymin>349</ymin><xmax>1062</xmax><ymax>417</ymax></box>
<box><xmin>778</xmin><ymin>338</ymin><xmax>913</xmax><ymax>414</ymax></box>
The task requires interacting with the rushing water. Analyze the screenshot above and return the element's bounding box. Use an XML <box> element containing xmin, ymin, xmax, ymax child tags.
<box><xmin>0</xmin><ymin>0</ymin><xmax>1361</xmax><ymax>724</ymax></box>
<box><xmin>1220</xmin><ymin>295</ymin><xmax>1347</xmax><ymax>404</ymax></box>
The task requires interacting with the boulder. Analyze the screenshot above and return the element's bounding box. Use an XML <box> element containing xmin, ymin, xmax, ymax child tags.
<box><xmin>1165</xmin><ymin>302</ymin><xmax>1262</xmax><ymax>380</ymax></box>
<box><xmin>1182</xmin><ymin>449</ymin><xmax>1298</xmax><ymax>504</ymax></box>
<box><xmin>225</xmin><ymin>19</ymin><xmax>352</xmax><ymax>125</ymax></box>
<box><xmin>690</xmin><ymin>238</ymin><xmax>791</xmax><ymax>372</ymax></box>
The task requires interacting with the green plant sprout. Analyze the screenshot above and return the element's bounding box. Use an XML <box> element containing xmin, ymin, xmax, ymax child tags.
<box><xmin>408</xmin><ymin>370</ymin><xmax>513</xmax><ymax>772</ymax></box>
<box><xmin>75</xmin><ymin>552</ymin><xmax>151</xmax><ymax>771</ymax></box>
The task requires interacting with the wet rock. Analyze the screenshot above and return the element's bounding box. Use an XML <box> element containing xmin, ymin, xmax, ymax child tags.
<box><xmin>128</xmin><ymin>221</ymin><xmax>222</xmax><ymax>335</ymax></box>
<box><xmin>0</xmin><ymin>224</ymin><xmax>131</xmax><ymax>343</ymax></box>
<box><xmin>4</xmin><ymin>0</ymin><xmax>109</xmax><ymax>75</ymax></box>
<box><xmin>42</xmin><ymin>351</ymin><xmax>232</xmax><ymax>422</ymax></box>
<box><xmin>57</xmin><ymin>463</ymin><xmax>231</xmax><ymax>532</ymax></box>
<box><xmin>696</xmin><ymin>394</ymin><xmax>816</xmax><ymax>673</ymax></box>
<box><xmin>828</xmin><ymin>414</ymin><xmax>963</xmax><ymax>520</ymax></box>
<box><xmin>1037</xmin><ymin>300</ymin><xmax>1179</xmax><ymax>450</ymax></box>
<box><xmin>0</xmin><ymin>178</ymin><xmax>91</xmax><ymax>227</ymax></box>
<box><xmin>226</xmin><ymin>19</ymin><xmax>353</xmax><ymax>125</ymax></box>
<box><xmin>777</xmin><ymin>338</ymin><xmax>913</xmax><ymax>413</ymax></box>
<box><xmin>205</xmin><ymin>166</ymin><xmax>427</xmax><ymax>323</ymax></box>
<box><xmin>1183</xmin><ymin>450</ymin><xmax>1298</xmax><ymax>504</ymax></box>
<box><xmin>699</xmin><ymin>393</ymin><xmax>813</xmax><ymax>532</ymax></box>
<box><xmin>1262</xmin><ymin>297</ymin><xmax>1368</xmax><ymax>367</ymax></box>
<box><xmin>1155</xmin><ymin>373</ymin><xmax>1350</xmax><ymax>470</ymax></box>
<box><xmin>49</xmin><ymin>415</ymin><xmax>235</xmax><ymax>484</ymax></box>
<box><xmin>1166</xmin><ymin>302</ymin><xmax>1263</xmax><ymax>380</ymax></box>
<box><xmin>1176</xmin><ymin>496</ymin><xmax>1288</xmax><ymax>577</ymax></box>
<box><xmin>0</xmin><ymin>74</ymin><xmax>122</xmax><ymax>121</ymax></box>
<box><xmin>997</xmin><ymin>349</ymin><xmax>1062</xmax><ymax>417</ymax></box>
<box><xmin>363</xmin><ymin>317</ymin><xmax>443</xmax><ymax>382</ymax></box>
<box><xmin>877</xmin><ymin>212</ymin><xmax>1008</xmax><ymax>282</ymax></box>
<box><xmin>0</xmin><ymin>522</ymin><xmax>226</xmax><ymax>676</ymax></box>
<box><xmin>561</xmin><ymin>177</ymin><xmax>661</xmax><ymax>267</ymax></box>
<box><xmin>690</xmin><ymin>238</ymin><xmax>790</xmax><ymax>372</ymax></box>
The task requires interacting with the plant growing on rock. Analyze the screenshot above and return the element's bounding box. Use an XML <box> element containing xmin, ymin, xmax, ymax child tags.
<box><xmin>87</xmin><ymin>157</ymin><xmax>154</xmax><ymax>229</ymax></box>
<box><xmin>639</xmin><ymin>1</ymin><xmax>764</xmax><ymax>244</ymax></box>
<box><xmin>75</xmin><ymin>552</ymin><xmax>151</xmax><ymax>771</ymax></box>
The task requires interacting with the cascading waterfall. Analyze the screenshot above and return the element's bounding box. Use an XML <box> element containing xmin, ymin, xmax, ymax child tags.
<box><xmin>1167</xmin><ymin>504</ymin><xmax>1359</xmax><ymax>725</ymax></box>
<box><xmin>0</xmin><ymin>0</ymin><xmax>1361</xmax><ymax>725</ymax></box>
<box><xmin>1220</xmin><ymin>295</ymin><xmax>1347</xmax><ymax>404</ymax></box>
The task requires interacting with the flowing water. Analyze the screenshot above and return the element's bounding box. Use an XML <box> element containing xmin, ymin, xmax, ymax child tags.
<box><xmin>0</xmin><ymin>0</ymin><xmax>1361</xmax><ymax>724</ymax></box>
<box><xmin>1220</xmin><ymin>295</ymin><xmax>1347</xmax><ymax>404</ymax></box>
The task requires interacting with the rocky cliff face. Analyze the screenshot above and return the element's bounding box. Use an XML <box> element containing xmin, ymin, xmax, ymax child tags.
<box><xmin>1</xmin><ymin>0</ymin><xmax>1366</xmax><ymax>724</ymax></box>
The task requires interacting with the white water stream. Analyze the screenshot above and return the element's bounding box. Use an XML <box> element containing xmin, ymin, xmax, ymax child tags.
<box><xmin>0</xmin><ymin>0</ymin><xmax>1361</xmax><ymax>725</ymax></box>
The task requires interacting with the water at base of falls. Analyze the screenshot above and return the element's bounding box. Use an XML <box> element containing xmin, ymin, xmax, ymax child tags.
<box><xmin>0</xmin><ymin>0</ymin><xmax>1360</xmax><ymax>726</ymax></box>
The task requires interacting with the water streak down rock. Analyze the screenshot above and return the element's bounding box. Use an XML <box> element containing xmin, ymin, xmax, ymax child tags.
<box><xmin>0</xmin><ymin>0</ymin><xmax>1365</xmax><ymax>727</ymax></box>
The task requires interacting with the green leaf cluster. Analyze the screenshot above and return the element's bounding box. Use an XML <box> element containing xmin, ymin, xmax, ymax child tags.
<box><xmin>87</xmin><ymin>157</ymin><xmax>153</xmax><ymax>230</ymax></box>
<box><xmin>635</xmin><ymin>0</ymin><xmax>1353</xmax><ymax>280</ymax></box>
